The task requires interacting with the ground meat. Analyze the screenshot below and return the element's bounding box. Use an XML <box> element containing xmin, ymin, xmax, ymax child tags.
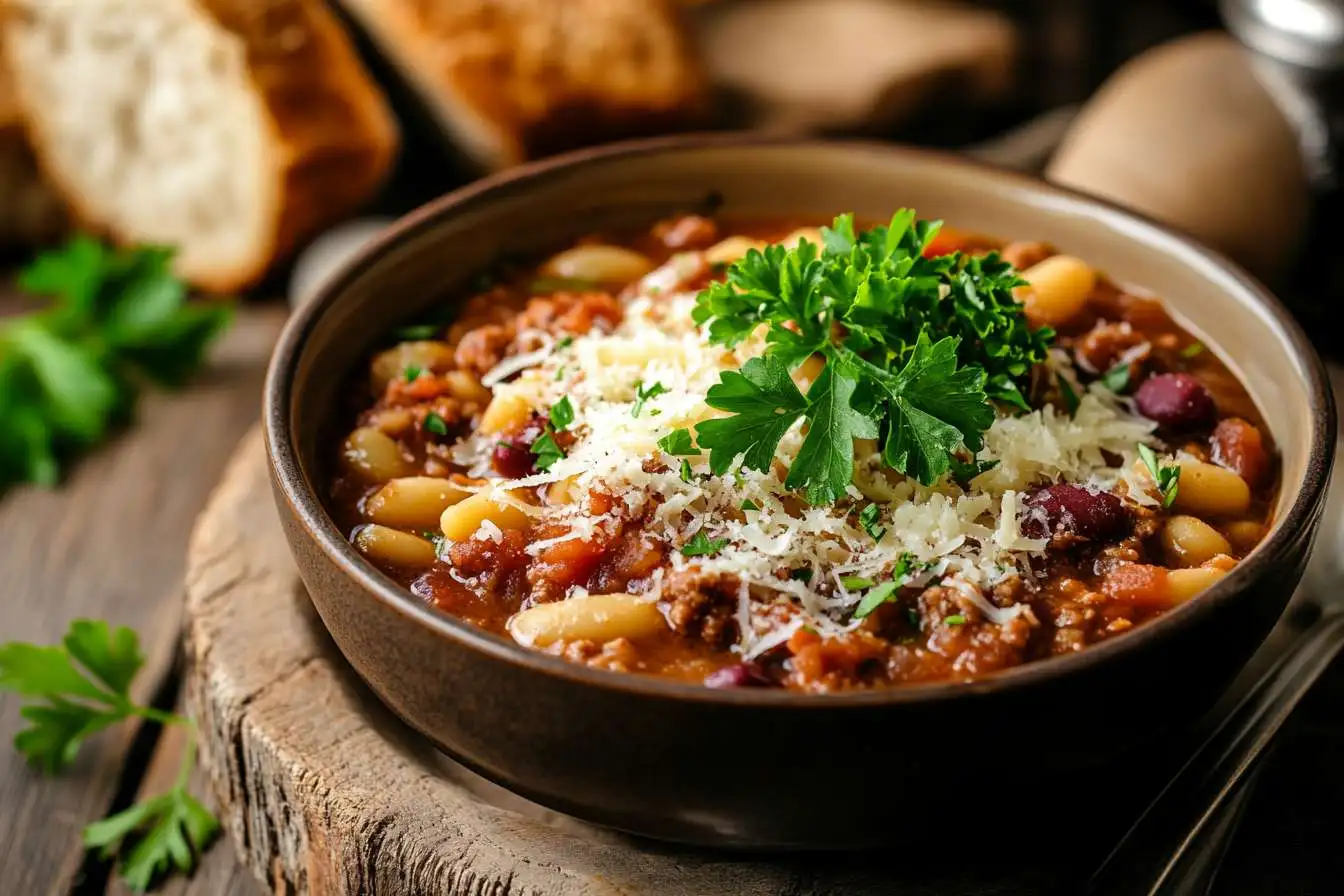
<box><xmin>453</xmin><ymin>324</ymin><xmax>512</xmax><ymax>376</ymax></box>
<box><xmin>662</xmin><ymin>569</ymin><xmax>740</xmax><ymax>649</ymax></box>
<box><xmin>515</xmin><ymin>291</ymin><xmax>622</xmax><ymax>335</ymax></box>
<box><xmin>1074</xmin><ymin>320</ymin><xmax>1149</xmax><ymax>374</ymax></box>
<box><xmin>787</xmin><ymin>629</ymin><xmax>891</xmax><ymax>692</ymax></box>
<box><xmin>551</xmin><ymin>637</ymin><xmax>641</xmax><ymax>673</ymax></box>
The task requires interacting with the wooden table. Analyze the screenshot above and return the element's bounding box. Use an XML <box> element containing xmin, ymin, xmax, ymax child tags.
<box><xmin>3</xmin><ymin>298</ymin><xmax>1343</xmax><ymax>896</ymax></box>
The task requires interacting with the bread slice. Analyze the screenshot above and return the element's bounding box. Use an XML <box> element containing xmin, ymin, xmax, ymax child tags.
<box><xmin>336</xmin><ymin>0</ymin><xmax>708</xmax><ymax>170</ymax></box>
<box><xmin>0</xmin><ymin>39</ymin><xmax>64</xmax><ymax>246</ymax></box>
<box><xmin>1</xmin><ymin>0</ymin><xmax>399</xmax><ymax>291</ymax></box>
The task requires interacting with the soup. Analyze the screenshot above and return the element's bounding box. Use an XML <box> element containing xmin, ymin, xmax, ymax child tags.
<box><xmin>329</xmin><ymin>212</ymin><xmax>1276</xmax><ymax>693</ymax></box>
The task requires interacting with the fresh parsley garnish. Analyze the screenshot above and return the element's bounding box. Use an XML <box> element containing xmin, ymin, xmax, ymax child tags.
<box><xmin>1180</xmin><ymin>342</ymin><xmax>1204</xmax><ymax>359</ymax></box>
<box><xmin>852</xmin><ymin>553</ymin><xmax>920</xmax><ymax>620</ymax></box>
<box><xmin>0</xmin><ymin>620</ymin><xmax>220</xmax><ymax>891</ymax></box>
<box><xmin>404</xmin><ymin>365</ymin><xmax>423</xmax><ymax>382</ymax></box>
<box><xmin>555</xmin><ymin>335</ymin><xmax>574</xmax><ymax>350</ymax></box>
<box><xmin>555</xmin><ymin>366</ymin><xmax>566</xmax><ymax>381</ymax></box>
<box><xmin>740</xmin><ymin>499</ymin><xmax>760</xmax><ymax>511</ymax></box>
<box><xmin>840</xmin><ymin>575</ymin><xmax>875</xmax><ymax>590</ymax></box>
<box><xmin>424</xmin><ymin>412</ymin><xmax>449</xmax><ymax>436</ymax></box>
<box><xmin>531</xmin><ymin>431</ymin><xmax>565</xmax><ymax>470</ymax></box>
<box><xmin>944</xmin><ymin>614</ymin><xmax>967</xmax><ymax>626</ymax></box>
<box><xmin>1138</xmin><ymin>443</ymin><xmax>1181</xmax><ymax>508</ymax></box>
<box><xmin>689</xmin><ymin>211</ymin><xmax>1048</xmax><ymax>501</ymax></box>
<box><xmin>0</xmin><ymin>238</ymin><xmax>232</xmax><ymax>491</ymax></box>
<box><xmin>657</xmin><ymin>429</ymin><xmax>697</xmax><ymax>456</ymax></box>
<box><xmin>1101</xmin><ymin>361</ymin><xmax>1131</xmax><ymax>393</ymax></box>
<box><xmin>790</xmin><ymin>567</ymin><xmax>813</xmax><ymax>582</ymax></box>
<box><xmin>681</xmin><ymin>531</ymin><xmax>729</xmax><ymax>557</ymax></box>
<box><xmin>1057</xmin><ymin>371</ymin><xmax>1080</xmax><ymax>416</ymax></box>
<box><xmin>950</xmin><ymin>455</ymin><xmax>1000</xmax><ymax>489</ymax></box>
<box><xmin>631</xmin><ymin>380</ymin><xmax>669</xmax><ymax>418</ymax></box>
<box><xmin>392</xmin><ymin>323</ymin><xmax>441</xmax><ymax>341</ymax></box>
<box><xmin>679</xmin><ymin>459</ymin><xmax>694</xmax><ymax>483</ymax></box>
<box><xmin>859</xmin><ymin>503</ymin><xmax>886</xmax><ymax>541</ymax></box>
<box><xmin>549</xmin><ymin>396</ymin><xmax>575</xmax><ymax>430</ymax></box>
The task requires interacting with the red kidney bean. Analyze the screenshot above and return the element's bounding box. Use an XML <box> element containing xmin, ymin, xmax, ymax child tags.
<box><xmin>1134</xmin><ymin>373</ymin><xmax>1216</xmax><ymax>429</ymax></box>
<box><xmin>491</xmin><ymin>440</ymin><xmax>535</xmax><ymax>478</ymax></box>
<box><xmin>704</xmin><ymin>662</ymin><xmax>774</xmax><ymax>689</ymax></box>
<box><xmin>1022</xmin><ymin>483</ymin><xmax>1127</xmax><ymax>541</ymax></box>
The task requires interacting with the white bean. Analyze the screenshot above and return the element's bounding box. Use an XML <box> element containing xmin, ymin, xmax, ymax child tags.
<box><xmin>440</xmin><ymin>491</ymin><xmax>531</xmax><ymax>541</ymax></box>
<box><xmin>354</xmin><ymin>524</ymin><xmax>436</xmax><ymax>568</ymax></box>
<box><xmin>366</xmin><ymin>477</ymin><xmax>471</xmax><ymax>530</ymax></box>
<box><xmin>507</xmin><ymin>593</ymin><xmax>666</xmax><ymax>647</ymax></box>
<box><xmin>342</xmin><ymin>427</ymin><xmax>412</xmax><ymax>481</ymax></box>
<box><xmin>541</xmin><ymin>244</ymin><xmax>653</xmax><ymax>285</ymax></box>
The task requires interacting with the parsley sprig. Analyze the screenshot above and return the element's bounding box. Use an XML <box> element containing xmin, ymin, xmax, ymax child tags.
<box><xmin>1138</xmin><ymin>443</ymin><xmax>1181</xmax><ymax>508</ymax></box>
<box><xmin>673</xmin><ymin>211</ymin><xmax>1049</xmax><ymax>503</ymax></box>
<box><xmin>0</xmin><ymin>620</ymin><xmax>219</xmax><ymax>891</ymax></box>
<box><xmin>0</xmin><ymin>237</ymin><xmax>232</xmax><ymax>491</ymax></box>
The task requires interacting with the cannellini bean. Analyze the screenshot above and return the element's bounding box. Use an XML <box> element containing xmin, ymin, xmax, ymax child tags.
<box><xmin>1016</xmin><ymin>255</ymin><xmax>1096</xmax><ymax>328</ymax></box>
<box><xmin>704</xmin><ymin>236</ymin><xmax>766</xmax><ymax>266</ymax></box>
<box><xmin>1166</xmin><ymin>565</ymin><xmax>1228</xmax><ymax>603</ymax></box>
<box><xmin>541</xmin><ymin>244</ymin><xmax>653</xmax><ymax>285</ymax></box>
<box><xmin>365</xmin><ymin>477</ymin><xmax>471</xmax><ymax>530</ymax></box>
<box><xmin>370</xmin><ymin>341</ymin><xmax>455</xmax><ymax>393</ymax></box>
<box><xmin>1172</xmin><ymin>459</ymin><xmax>1251</xmax><ymax>517</ymax></box>
<box><xmin>507</xmin><ymin>593</ymin><xmax>666</xmax><ymax>647</ymax></box>
<box><xmin>1223</xmin><ymin>520</ymin><xmax>1266</xmax><ymax>553</ymax></box>
<box><xmin>342</xmin><ymin>427</ymin><xmax>413</xmax><ymax>481</ymax></box>
<box><xmin>440</xmin><ymin>491</ymin><xmax>531</xmax><ymax>541</ymax></box>
<box><xmin>1162</xmin><ymin>515</ymin><xmax>1232</xmax><ymax>568</ymax></box>
<box><xmin>442</xmin><ymin>370</ymin><xmax>491</xmax><ymax>404</ymax></box>
<box><xmin>479</xmin><ymin>388</ymin><xmax>533</xmax><ymax>435</ymax></box>
<box><xmin>354</xmin><ymin>524</ymin><xmax>436</xmax><ymax>568</ymax></box>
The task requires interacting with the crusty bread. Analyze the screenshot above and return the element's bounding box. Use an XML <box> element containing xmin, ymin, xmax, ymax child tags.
<box><xmin>336</xmin><ymin>0</ymin><xmax>709</xmax><ymax>170</ymax></box>
<box><xmin>1</xmin><ymin>0</ymin><xmax>399</xmax><ymax>292</ymax></box>
<box><xmin>0</xmin><ymin>39</ymin><xmax>63</xmax><ymax>246</ymax></box>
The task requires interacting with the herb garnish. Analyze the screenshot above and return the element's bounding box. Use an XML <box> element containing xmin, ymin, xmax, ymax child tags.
<box><xmin>0</xmin><ymin>238</ymin><xmax>232</xmax><ymax>490</ymax></box>
<box><xmin>424</xmin><ymin>412</ymin><xmax>449</xmax><ymax>436</ymax></box>
<box><xmin>852</xmin><ymin>553</ymin><xmax>920</xmax><ymax>619</ymax></box>
<box><xmin>631</xmin><ymin>380</ymin><xmax>669</xmax><ymax>418</ymax></box>
<box><xmin>944</xmin><ymin>614</ymin><xmax>967</xmax><ymax>626</ymax></box>
<box><xmin>681</xmin><ymin>531</ymin><xmax>729</xmax><ymax>557</ymax></box>
<box><xmin>1101</xmin><ymin>361</ymin><xmax>1131</xmax><ymax>393</ymax></box>
<box><xmin>1057</xmin><ymin>372</ymin><xmax>1080</xmax><ymax>416</ymax></box>
<box><xmin>840</xmin><ymin>575</ymin><xmax>875</xmax><ymax>590</ymax></box>
<box><xmin>859</xmin><ymin>503</ymin><xmax>886</xmax><ymax>541</ymax></box>
<box><xmin>1180</xmin><ymin>342</ymin><xmax>1204</xmax><ymax>359</ymax></box>
<box><xmin>0</xmin><ymin>620</ymin><xmax>220</xmax><ymax>891</ymax></box>
<box><xmin>555</xmin><ymin>335</ymin><xmax>574</xmax><ymax>351</ymax></box>
<box><xmin>392</xmin><ymin>323</ymin><xmax>441</xmax><ymax>341</ymax></box>
<box><xmin>790</xmin><ymin>568</ymin><xmax>813</xmax><ymax>583</ymax></box>
<box><xmin>403</xmin><ymin>365</ymin><xmax>423</xmax><ymax>382</ymax></box>
<box><xmin>531</xmin><ymin>432</ymin><xmax>565</xmax><ymax>471</ymax></box>
<box><xmin>550</xmin><ymin>396</ymin><xmax>575</xmax><ymax>430</ymax></box>
<box><xmin>657</xmin><ymin>429</ymin><xmax>697</xmax><ymax>456</ymax></box>
<box><xmin>741</xmin><ymin>499</ymin><xmax>760</xmax><ymax>511</ymax></box>
<box><xmin>679</xmin><ymin>459</ymin><xmax>694</xmax><ymax>483</ymax></box>
<box><xmin>1138</xmin><ymin>443</ymin><xmax>1181</xmax><ymax>508</ymax></box>
<box><xmin>678</xmin><ymin>211</ymin><xmax>1048</xmax><ymax>502</ymax></box>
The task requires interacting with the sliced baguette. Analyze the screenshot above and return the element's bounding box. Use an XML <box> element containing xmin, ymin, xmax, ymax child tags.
<box><xmin>1</xmin><ymin>0</ymin><xmax>399</xmax><ymax>291</ymax></box>
<box><xmin>336</xmin><ymin>0</ymin><xmax>709</xmax><ymax>170</ymax></box>
<box><xmin>0</xmin><ymin>38</ymin><xmax>63</xmax><ymax>245</ymax></box>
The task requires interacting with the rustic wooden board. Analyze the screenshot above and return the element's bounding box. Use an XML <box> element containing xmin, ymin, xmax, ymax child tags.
<box><xmin>184</xmin><ymin>429</ymin><xmax>1070</xmax><ymax>896</ymax></box>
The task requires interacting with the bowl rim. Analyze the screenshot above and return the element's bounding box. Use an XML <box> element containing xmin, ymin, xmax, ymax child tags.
<box><xmin>265</xmin><ymin>131</ymin><xmax>1336</xmax><ymax>707</ymax></box>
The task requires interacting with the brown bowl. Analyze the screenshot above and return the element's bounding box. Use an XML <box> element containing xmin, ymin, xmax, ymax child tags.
<box><xmin>264</xmin><ymin>135</ymin><xmax>1335</xmax><ymax>849</ymax></box>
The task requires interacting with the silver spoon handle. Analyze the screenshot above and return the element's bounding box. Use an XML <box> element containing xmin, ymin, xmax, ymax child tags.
<box><xmin>1086</xmin><ymin>610</ymin><xmax>1344</xmax><ymax>896</ymax></box>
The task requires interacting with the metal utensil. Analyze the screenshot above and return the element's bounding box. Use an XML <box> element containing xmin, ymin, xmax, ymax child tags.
<box><xmin>1086</xmin><ymin>443</ymin><xmax>1344</xmax><ymax>896</ymax></box>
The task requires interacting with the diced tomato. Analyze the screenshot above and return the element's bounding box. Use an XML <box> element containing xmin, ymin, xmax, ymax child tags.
<box><xmin>921</xmin><ymin>232</ymin><xmax>965</xmax><ymax>258</ymax></box>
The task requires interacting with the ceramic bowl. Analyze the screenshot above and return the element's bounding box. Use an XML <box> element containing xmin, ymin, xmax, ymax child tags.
<box><xmin>264</xmin><ymin>135</ymin><xmax>1335</xmax><ymax>848</ymax></box>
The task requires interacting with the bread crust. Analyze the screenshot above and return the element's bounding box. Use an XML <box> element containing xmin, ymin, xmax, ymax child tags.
<box><xmin>1</xmin><ymin>0</ymin><xmax>399</xmax><ymax>292</ymax></box>
<box><xmin>337</xmin><ymin>0</ymin><xmax>708</xmax><ymax>169</ymax></box>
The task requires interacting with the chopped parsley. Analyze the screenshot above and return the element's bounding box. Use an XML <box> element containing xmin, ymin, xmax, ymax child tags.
<box><xmin>631</xmin><ymin>380</ymin><xmax>669</xmax><ymax>418</ymax></box>
<box><xmin>681</xmin><ymin>531</ymin><xmax>729</xmax><ymax>557</ymax></box>
<box><xmin>1057</xmin><ymin>371</ymin><xmax>1080</xmax><ymax>416</ymax></box>
<box><xmin>658</xmin><ymin>429</ymin><xmax>697</xmax><ymax>456</ymax></box>
<box><xmin>1180</xmin><ymin>342</ymin><xmax>1204</xmax><ymax>359</ymax></box>
<box><xmin>531</xmin><ymin>431</ymin><xmax>565</xmax><ymax>471</ymax></box>
<box><xmin>549</xmin><ymin>396</ymin><xmax>575</xmax><ymax>430</ymax></box>
<box><xmin>555</xmin><ymin>366</ymin><xmax>566</xmax><ymax>381</ymax></box>
<box><xmin>1138</xmin><ymin>443</ymin><xmax>1181</xmax><ymax>508</ymax></box>
<box><xmin>740</xmin><ymin>499</ymin><xmax>760</xmax><ymax>511</ymax></box>
<box><xmin>944</xmin><ymin>614</ymin><xmax>967</xmax><ymax>626</ymax></box>
<box><xmin>853</xmin><ymin>553</ymin><xmax>920</xmax><ymax>620</ymax></box>
<box><xmin>424</xmin><ymin>412</ymin><xmax>449</xmax><ymax>436</ymax></box>
<box><xmin>555</xmin><ymin>335</ymin><xmax>574</xmax><ymax>350</ymax></box>
<box><xmin>688</xmin><ymin>211</ymin><xmax>1049</xmax><ymax>502</ymax></box>
<box><xmin>840</xmin><ymin>575</ymin><xmax>875</xmax><ymax>590</ymax></box>
<box><xmin>679</xmin><ymin>459</ymin><xmax>694</xmax><ymax>483</ymax></box>
<box><xmin>859</xmin><ymin>503</ymin><xmax>886</xmax><ymax>541</ymax></box>
<box><xmin>790</xmin><ymin>567</ymin><xmax>813</xmax><ymax>582</ymax></box>
<box><xmin>392</xmin><ymin>323</ymin><xmax>441</xmax><ymax>341</ymax></box>
<box><xmin>1101</xmin><ymin>361</ymin><xmax>1131</xmax><ymax>393</ymax></box>
<box><xmin>950</xmin><ymin>456</ymin><xmax>999</xmax><ymax>489</ymax></box>
<box><xmin>403</xmin><ymin>365</ymin><xmax>423</xmax><ymax>382</ymax></box>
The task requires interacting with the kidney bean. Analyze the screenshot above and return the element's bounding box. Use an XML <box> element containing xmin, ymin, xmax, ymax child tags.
<box><xmin>704</xmin><ymin>662</ymin><xmax>774</xmax><ymax>689</ymax></box>
<box><xmin>1134</xmin><ymin>373</ymin><xmax>1216</xmax><ymax>429</ymax></box>
<box><xmin>1022</xmin><ymin>483</ymin><xmax>1128</xmax><ymax>541</ymax></box>
<box><xmin>491</xmin><ymin>440</ymin><xmax>535</xmax><ymax>478</ymax></box>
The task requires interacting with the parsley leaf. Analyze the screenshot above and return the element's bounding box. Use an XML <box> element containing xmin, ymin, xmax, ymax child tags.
<box><xmin>0</xmin><ymin>239</ymin><xmax>231</xmax><ymax>491</ymax></box>
<box><xmin>1057</xmin><ymin>372</ymin><xmax>1080</xmax><ymax>416</ymax></box>
<box><xmin>549</xmin><ymin>396</ymin><xmax>575</xmax><ymax>430</ymax></box>
<box><xmin>679</xmin><ymin>459</ymin><xmax>694</xmax><ymax>483</ymax></box>
<box><xmin>658</xmin><ymin>429</ymin><xmax>698</xmax><ymax>456</ymax></box>
<box><xmin>1102</xmin><ymin>361</ymin><xmax>1131</xmax><ymax>393</ymax></box>
<box><xmin>392</xmin><ymin>323</ymin><xmax>441</xmax><ymax>341</ymax></box>
<box><xmin>631</xmin><ymin>380</ymin><xmax>669</xmax><ymax>418</ymax></box>
<box><xmin>403</xmin><ymin>365</ymin><xmax>423</xmax><ymax>382</ymax></box>
<box><xmin>531</xmin><ymin>431</ymin><xmax>565</xmax><ymax>471</ymax></box>
<box><xmin>681</xmin><ymin>531</ymin><xmax>729</xmax><ymax>557</ymax></box>
<box><xmin>785</xmin><ymin>363</ymin><xmax>878</xmax><ymax>503</ymax></box>
<box><xmin>1138</xmin><ymin>443</ymin><xmax>1181</xmax><ymax>508</ymax></box>
<box><xmin>424</xmin><ymin>412</ymin><xmax>449</xmax><ymax>436</ymax></box>
<box><xmin>859</xmin><ymin>503</ymin><xmax>886</xmax><ymax>540</ymax></box>
<box><xmin>1180</xmin><ymin>342</ymin><xmax>1204</xmax><ymax>359</ymax></box>
<box><xmin>1</xmin><ymin>620</ymin><xmax>219</xmax><ymax>890</ymax></box>
<box><xmin>852</xmin><ymin>553</ymin><xmax>920</xmax><ymax>619</ymax></box>
<box><xmin>695</xmin><ymin>356</ymin><xmax>808</xmax><ymax>476</ymax></box>
<box><xmin>740</xmin><ymin>499</ymin><xmax>760</xmax><ymax>511</ymax></box>
<box><xmin>840</xmin><ymin>575</ymin><xmax>875</xmax><ymax>590</ymax></box>
<box><xmin>944</xmin><ymin>614</ymin><xmax>967</xmax><ymax>626</ymax></box>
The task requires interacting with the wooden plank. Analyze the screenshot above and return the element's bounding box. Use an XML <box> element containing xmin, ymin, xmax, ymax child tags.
<box><xmin>0</xmin><ymin>303</ymin><xmax>287</xmax><ymax>895</ymax></box>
